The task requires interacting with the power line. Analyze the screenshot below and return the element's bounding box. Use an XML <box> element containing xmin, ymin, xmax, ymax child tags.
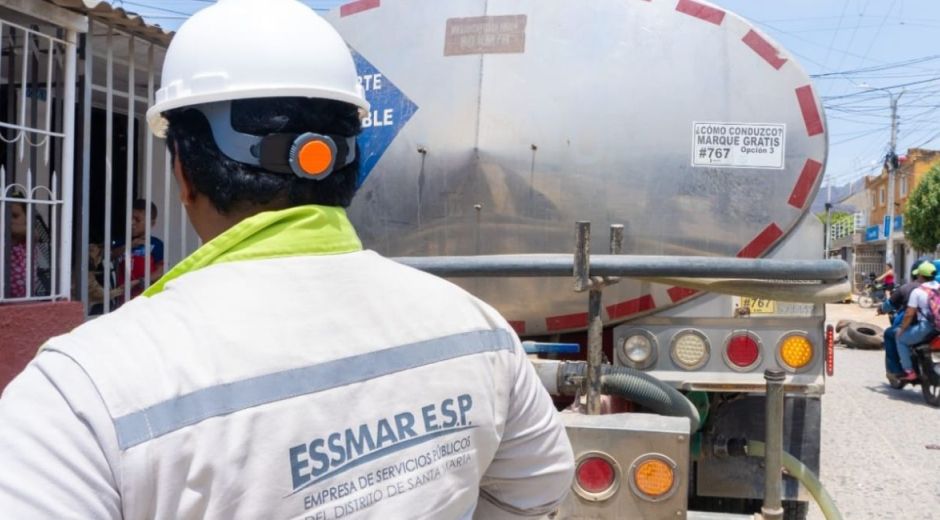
<box><xmin>821</xmin><ymin>0</ymin><xmax>850</xmax><ymax>69</ymax></box>
<box><xmin>830</xmin><ymin>0</ymin><xmax>871</xmax><ymax>74</ymax></box>
<box><xmin>821</xmin><ymin>76</ymin><xmax>940</xmax><ymax>101</ymax></box>
<box><xmin>913</xmin><ymin>128</ymin><xmax>940</xmax><ymax>148</ymax></box>
<box><xmin>811</xmin><ymin>54</ymin><xmax>940</xmax><ymax>78</ymax></box>
<box><xmin>854</xmin><ymin>0</ymin><xmax>898</xmax><ymax>71</ymax></box>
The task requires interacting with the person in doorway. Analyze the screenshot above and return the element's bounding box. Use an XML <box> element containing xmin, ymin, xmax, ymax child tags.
<box><xmin>875</xmin><ymin>262</ymin><xmax>895</xmax><ymax>297</ymax></box>
<box><xmin>894</xmin><ymin>262</ymin><xmax>940</xmax><ymax>381</ymax></box>
<box><xmin>0</xmin><ymin>1</ymin><xmax>574</xmax><ymax>518</ymax></box>
<box><xmin>4</xmin><ymin>190</ymin><xmax>49</xmax><ymax>299</ymax></box>
<box><xmin>882</xmin><ymin>261</ymin><xmax>927</xmax><ymax>379</ymax></box>
<box><xmin>6</xmin><ymin>194</ymin><xmax>29</xmax><ymax>299</ymax></box>
<box><xmin>112</xmin><ymin>199</ymin><xmax>165</xmax><ymax>301</ymax></box>
<box><xmin>87</xmin><ymin>242</ymin><xmax>138</xmax><ymax>315</ymax></box>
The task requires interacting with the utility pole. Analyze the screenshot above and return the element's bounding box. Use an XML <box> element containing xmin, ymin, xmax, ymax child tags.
<box><xmin>884</xmin><ymin>90</ymin><xmax>903</xmax><ymax>267</ymax></box>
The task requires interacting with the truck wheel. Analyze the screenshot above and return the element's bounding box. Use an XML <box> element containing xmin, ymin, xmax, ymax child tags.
<box><xmin>845</xmin><ymin>322</ymin><xmax>883</xmax><ymax>350</ymax></box>
<box><xmin>783</xmin><ymin>500</ymin><xmax>809</xmax><ymax>520</ymax></box>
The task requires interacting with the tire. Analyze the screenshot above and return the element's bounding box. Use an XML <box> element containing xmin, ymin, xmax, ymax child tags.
<box><xmin>921</xmin><ymin>381</ymin><xmax>940</xmax><ymax>406</ymax></box>
<box><xmin>919</xmin><ymin>358</ymin><xmax>940</xmax><ymax>407</ymax></box>
<box><xmin>835</xmin><ymin>319</ymin><xmax>852</xmax><ymax>333</ymax></box>
<box><xmin>845</xmin><ymin>322</ymin><xmax>884</xmax><ymax>350</ymax></box>
<box><xmin>838</xmin><ymin>328</ymin><xmax>851</xmax><ymax>347</ymax></box>
<box><xmin>887</xmin><ymin>374</ymin><xmax>907</xmax><ymax>389</ymax></box>
<box><xmin>858</xmin><ymin>294</ymin><xmax>874</xmax><ymax>308</ymax></box>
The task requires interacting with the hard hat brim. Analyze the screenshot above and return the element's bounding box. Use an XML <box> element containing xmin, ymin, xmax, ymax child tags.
<box><xmin>146</xmin><ymin>86</ymin><xmax>371</xmax><ymax>138</ymax></box>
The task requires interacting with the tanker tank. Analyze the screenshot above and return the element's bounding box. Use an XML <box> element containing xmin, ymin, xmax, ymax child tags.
<box><xmin>325</xmin><ymin>0</ymin><xmax>827</xmax><ymax>336</ymax></box>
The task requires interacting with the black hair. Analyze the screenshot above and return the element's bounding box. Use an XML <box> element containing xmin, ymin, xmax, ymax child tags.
<box><xmin>7</xmin><ymin>187</ymin><xmax>25</xmax><ymax>209</ymax></box>
<box><xmin>132</xmin><ymin>198</ymin><xmax>159</xmax><ymax>221</ymax></box>
<box><xmin>164</xmin><ymin>97</ymin><xmax>362</xmax><ymax>215</ymax></box>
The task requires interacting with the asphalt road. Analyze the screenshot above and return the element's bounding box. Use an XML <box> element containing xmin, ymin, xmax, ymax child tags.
<box><xmin>805</xmin><ymin>303</ymin><xmax>940</xmax><ymax>520</ymax></box>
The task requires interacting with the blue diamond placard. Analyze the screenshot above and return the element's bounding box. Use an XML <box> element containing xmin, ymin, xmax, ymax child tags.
<box><xmin>351</xmin><ymin>50</ymin><xmax>419</xmax><ymax>187</ymax></box>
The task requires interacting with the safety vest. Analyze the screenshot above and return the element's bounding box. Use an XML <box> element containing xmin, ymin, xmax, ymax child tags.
<box><xmin>38</xmin><ymin>206</ymin><xmax>572</xmax><ymax>519</ymax></box>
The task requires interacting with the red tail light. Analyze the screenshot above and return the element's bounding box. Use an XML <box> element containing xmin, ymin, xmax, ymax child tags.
<box><xmin>577</xmin><ymin>457</ymin><xmax>616</xmax><ymax>493</ymax></box>
<box><xmin>826</xmin><ymin>325</ymin><xmax>835</xmax><ymax>376</ymax></box>
<box><xmin>574</xmin><ymin>453</ymin><xmax>620</xmax><ymax>500</ymax></box>
<box><xmin>726</xmin><ymin>333</ymin><xmax>760</xmax><ymax>369</ymax></box>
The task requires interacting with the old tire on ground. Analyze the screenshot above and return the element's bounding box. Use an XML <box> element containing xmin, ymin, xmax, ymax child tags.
<box><xmin>838</xmin><ymin>328</ymin><xmax>851</xmax><ymax>347</ymax></box>
<box><xmin>845</xmin><ymin>322</ymin><xmax>884</xmax><ymax>350</ymax></box>
<box><xmin>835</xmin><ymin>319</ymin><xmax>853</xmax><ymax>333</ymax></box>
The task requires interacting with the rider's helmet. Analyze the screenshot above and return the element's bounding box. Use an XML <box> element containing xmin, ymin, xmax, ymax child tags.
<box><xmin>914</xmin><ymin>262</ymin><xmax>937</xmax><ymax>281</ymax></box>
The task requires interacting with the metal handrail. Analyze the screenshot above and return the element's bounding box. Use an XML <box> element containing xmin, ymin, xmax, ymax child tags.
<box><xmin>394</xmin><ymin>254</ymin><xmax>850</xmax><ymax>282</ymax></box>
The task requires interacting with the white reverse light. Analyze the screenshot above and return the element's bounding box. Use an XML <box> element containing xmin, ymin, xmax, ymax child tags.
<box><xmin>671</xmin><ymin>330</ymin><xmax>710</xmax><ymax>370</ymax></box>
<box><xmin>619</xmin><ymin>332</ymin><xmax>657</xmax><ymax>369</ymax></box>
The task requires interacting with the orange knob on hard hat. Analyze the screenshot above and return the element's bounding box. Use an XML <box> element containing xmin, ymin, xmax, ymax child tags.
<box><xmin>288</xmin><ymin>133</ymin><xmax>339</xmax><ymax>179</ymax></box>
<box><xmin>297</xmin><ymin>140</ymin><xmax>334</xmax><ymax>176</ymax></box>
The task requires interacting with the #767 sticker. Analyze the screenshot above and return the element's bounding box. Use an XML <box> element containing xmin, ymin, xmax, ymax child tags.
<box><xmin>692</xmin><ymin>122</ymin><xmax>786</xmax><ymax>169</ymax></box>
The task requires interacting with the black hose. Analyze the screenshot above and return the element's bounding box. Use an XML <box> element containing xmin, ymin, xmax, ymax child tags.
<box><xmin>563</xmin><ymin>362</ymin><xmax>701</xmax><ymax>432</ymax></box>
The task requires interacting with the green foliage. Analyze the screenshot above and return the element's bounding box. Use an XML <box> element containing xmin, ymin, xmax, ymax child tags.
<box><xmin>830</xmin><ymin>211</ymin><xmax>853</xmax><ymax>227</ymax></box>
<box><xmin>905</xmin><ymin>165</ymin><xmax>940</xmax><ymax>253</ymax></box>
<box><xmin>816</xmin><ymin>210</ymin><xmax>853</xmax><ymax>226</ymax></box>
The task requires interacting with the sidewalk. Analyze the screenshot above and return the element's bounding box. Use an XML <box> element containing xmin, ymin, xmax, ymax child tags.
<box><xmin>824</xmin><ymin>300</ymin><xmax>890</xmax><ymax>330</ymax></box>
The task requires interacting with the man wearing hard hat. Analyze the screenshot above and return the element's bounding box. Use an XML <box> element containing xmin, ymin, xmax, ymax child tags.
<box><xmin>0</xmin><ymin>1</ymin><xmax>574</xmax><ymax>518</ymax></box>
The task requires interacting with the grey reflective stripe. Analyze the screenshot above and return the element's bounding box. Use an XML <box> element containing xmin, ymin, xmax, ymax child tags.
<box><xmin>113</xmin><ymin>328</ymin><xmax>516</xmax><ymax>450</ymax></box>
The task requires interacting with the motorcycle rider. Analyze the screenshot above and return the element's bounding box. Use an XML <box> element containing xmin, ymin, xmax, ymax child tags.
<box><xmin>894</xmin><ymin>262</ymin><xmax>940</xmax><ymax>381</ymax></box>
<box><xmin>875</xmin><ymin>262</ymin><xmax>895</xmax><ymax>297</ymax></box>
<box><xmin>882</xmin><ymin>261</ymin><xmax>928</xmax><ymax>379</ymax></box>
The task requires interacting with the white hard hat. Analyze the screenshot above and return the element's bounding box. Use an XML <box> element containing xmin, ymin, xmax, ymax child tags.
<box><xmin>146</xmin><ymin>0</ymin><xmax>369</xmax><ymax>137</ymax></box>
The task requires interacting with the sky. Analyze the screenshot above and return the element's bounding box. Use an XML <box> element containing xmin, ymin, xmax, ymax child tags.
<box><xmin>115</xmin><ymin>0</ymin><xmax>940</xmax><ymax>192</ymax></box>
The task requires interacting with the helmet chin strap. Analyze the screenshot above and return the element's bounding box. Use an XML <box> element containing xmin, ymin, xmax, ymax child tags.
<box><xmin>194</xmin><ymin>101</ymin><xmax>356</xmax><ymax>180</ymax></box>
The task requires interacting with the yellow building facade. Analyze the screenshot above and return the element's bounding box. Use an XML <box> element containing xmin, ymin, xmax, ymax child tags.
<box><xmin>866</xmin><ymin>148</ymin><xmax>940</xmax><ymax>228</ymax></box>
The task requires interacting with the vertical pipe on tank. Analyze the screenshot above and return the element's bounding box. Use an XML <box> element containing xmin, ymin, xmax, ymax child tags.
<box><xmin>574</xmin><ymin>222</ymin><xmax>602</xmax><ymax>414</ymax></box>
<box><xmin>610</xmin><ymin>224</ymin><xmax>624</xmax><ymax>255</ymax></box>
<box><xmin>609</xmin><ymin>224</ymin><xmax>624</xmax><ymax>284</ymax></box>
<box><xmin>762</xmin><ymin>369</ymin><xmax>786</xmax><ymax>520</ymax></box>
<box><xmin>574</xmin><ymin>222</ymin><xmax>590</xmax><ymax>292</ymax></box>
<box><xmin>586</xmin><ymin>289</ymin><xmax>603</xmax><ymax>415</ymax></box>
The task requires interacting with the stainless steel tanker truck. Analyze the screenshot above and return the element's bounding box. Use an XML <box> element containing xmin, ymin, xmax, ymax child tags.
<box><xmin>326</xmin><ymin>1</ymin><xmax>849</xmax><ymax>518</ymax></box>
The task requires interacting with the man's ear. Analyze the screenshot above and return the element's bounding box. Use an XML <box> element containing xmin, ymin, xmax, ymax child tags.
<box><xmin>172</xmin><ymin>145</ymin><xmax>197</xmax><ymax>207</ymax></box>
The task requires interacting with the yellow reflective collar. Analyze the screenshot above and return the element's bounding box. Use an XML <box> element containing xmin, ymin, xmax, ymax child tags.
<box><xmin>144</xmin><ymin>205</ymin><xmax>361</xmax><ymax>296</ymax></box>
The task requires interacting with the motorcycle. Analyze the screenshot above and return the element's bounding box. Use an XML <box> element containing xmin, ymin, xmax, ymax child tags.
<box><xmin>887</xmin><ymin>335</ymin><xmax>940</xmax><ymax>407</ymax></box>
<box><xmin>857</xmin><ymin>273</ymin><xmax>887</xmax><ymax>309</ymax></box>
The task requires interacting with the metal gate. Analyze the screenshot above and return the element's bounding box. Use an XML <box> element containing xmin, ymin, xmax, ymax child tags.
<box><xmin>1</xmin><ymin>2</ymin><xmax>200</xmax><ymax>316</ymax></box>
<box><xmin>0</xmin><ymin>7</ymin><xmax>77</xmax><ymax>303</ymax></box>
<box><xmin>852</xmin><ymin>245</ymin><xmax>884</xmax><ymax>289</ymax></box>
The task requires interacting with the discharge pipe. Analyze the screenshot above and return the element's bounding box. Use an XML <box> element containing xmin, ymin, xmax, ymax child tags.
<box><xmin>747</xmin><ymin>440</ymin><xmax>843</xmax><ymax>520</ymax></box>
<box><xmin>708</xmin><ymin>437</ymin><xmax>843</xmax><ymax>520</ymax></box>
